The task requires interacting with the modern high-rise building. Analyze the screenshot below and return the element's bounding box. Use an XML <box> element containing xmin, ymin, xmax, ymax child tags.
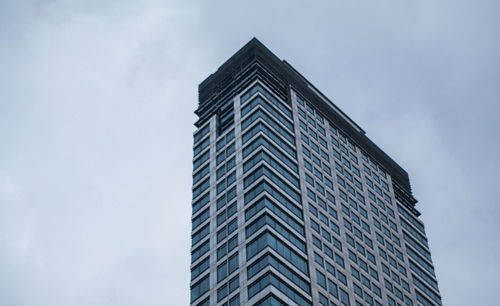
<box><xmin>190</xmin><ymin>38</ymin><xmax>442</xmax><ymax>306</ymax></box>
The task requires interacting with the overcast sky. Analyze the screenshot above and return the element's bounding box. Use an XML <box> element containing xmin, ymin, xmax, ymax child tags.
<box><xmin>1</xmin><ymin>0</ymin><xmax>499</xmax><ymax>305</ymax></box>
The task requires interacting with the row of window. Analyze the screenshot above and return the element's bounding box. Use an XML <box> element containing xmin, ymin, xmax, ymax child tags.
<box><xmin>406</xmin><ymin>245</ymin><xmax>436</xmax><ymax>277</ymax></box>
<box><xmin>217</xmin><ymin>252</ymin><xmax>239</xmax><ymax>282</ymax></box>
<box><xmin>360</xmin><ymin>150</ymin><xmax>388</xmax><ymax>180</ymax></box>
<box><xmin>246</xmin><ymin>231</ymin><xmax>309</xmax><ymax>275</ymax></box>
<box><xmin>297</xmin><ymin>93</ymin><xmax>423</xmax><ymax>306</ymax></box>
<box><xmin>334</xmin><ymin>147</ymin><xmax>411</xmax><ymax>299</ymax></box>
<box><xmin>298</xmin><ymin>104</ymin><xmax>377</xmax><ymax>306</ymax></box>
<box><xmin>191</xmin><ymin>239</ymin><xmax>209</xmax><ymax>264</ymax></box>
<box><xmin>194</xmin><ymin>294</ymin><xmax>239</xmax><ymax>306</ymax></box>
<box><xmin>247</xmin><ymin>252</ymin><xmax>311</xmax><ymax>295</ymax></box>
<box><xmin>192</xmin><ymin>207</ymin><xmax>209</xmax><ymax>231</ymax></box>
<box><xmin>217</xmin><ymin>217</ymin><xmax>237</xmax><ymax>243</ymax></box>
<box><xmin>312</xmin><ymin>247</ymin><xmax>352</xmax><ymax>306</ymax></box>
<box><xmin>242</xmin><ymin>122</ymin><xmax>296</xmax><ymax>158</ymax></box>
<box><xmin>216</xmin><ymin>186</ymin><xmax>237</xmax><ymax>211</ymax></box>
<box><xmin>400</xmin><ymin>217</ymin><xmax>429</xmax><ymax>247</ymax></box>
<box><xmin>243</xmin><ymin>136</ymin><xmax>298</xmax><ymax>173</ymax></box>
<box><xmin>244</xmin><ymin>165</ymin><xmax>301</xmax><ymax>203</ymax></box>
<box><xmin>242</xmin><ymin>108</ymin><xmax>296</xmax><ymax>145</ymax></box>
<box><xmin>190</xmin><ymin>83</ymin><xmax>438</xmax><ymax>305</ymax></box>
<box><xmin>216</xmin><ymin>129</ymin><xmax>235</xmax><ymax>151</ymax></box>
<box><xmin>217</xmin><ymin>275</ymin><xmax>240</xmax><ymax>303</ymax></box>
<box><xmin>409</xmin><ymin>259</ymin><xmax>439</xmax><ymax>291</ymax></box>
<box><xmin>191</xmin><ymin>83</ymin><xmax>297</xmax><ymax>305</ymax></box>
<box><xmin>193</xmin><ymin>150</ymin><xmax>209</xmax><ymax>172</ymax></box>
<box><xmin>217</xmin><ymin>98</ymin><xmax>234</xmax><ymax>135</ymax></box>
<box><xmin>217</xmin><ymin>234</ymin><xmax>238</xmax><ymax>261</ymax></box>
<box><xmin>248</xmin><ymin>272</ymin><xmax>311</xmax><ymax>306</ymax></box>
<box><xmin>241</xmin><ymin>84</ymin><xmax>315</xmax><ymax>305</ymax></box>
<box><xmin>192</xmin><ymin>223</ymin><xmax>209</xmax><ymax>247</ymax></box>
<box><xmin>217</xmin><ymin>202</ymin><xmax>237</xmax><ymax>226</ymax></box>
<box><xmin>299</xmin><ymin>103</ymin><xmax>368</xmax><ymax>305</ymax></box>
<box><xmin>190</xmin><ymin>274</ymin><xmax>209</xmax><ymax>303</ymax></box>
<box><xmin>246</xmin><ymin>213</ymin><xmax>306</xmax><ymax>253</ymax></box>
<box><xmin>243</xmin><ymin>150</ymin><xmax>299</xmax><ymax>188</ymax></box>
<box><xmin>193</xmin><ymin>124</ymin><xmax>209</xmax><ymax>144</ymax></box>
<box><xmin>194</xmin><ymin>136</ymin><xmax>209</xmax><ymax>157</ymax></box>
<box><xmin>191</xmin><ymin>256</ymin><xmax>209</xmax><ymax>281</ymax></box>
<box><xmin>241</xmin><ymin>83</ymin><xmax>292</xmax><ymax>119</ymax></box>
<box><xmin>216</xmin><ymin>171</ymin><xmax>236</xmax><ymax>195</ymax></box>
<box><xmin>254</xmin><ymin>294</ymin><xmax>287</xmax><ymax>306</ymax></box>
<box><xmin>241</xmin><ymin>95</ymin><xmax>294</xmax><ymax>132</ymax></box>
<box><xmin>398</xmin><ymin>204</ymin><xmax>425</xmax><ymax>233</ymax></box>
<box><xmin>413</xmin><ymin>275</ymin><xmax>442</xmax><ymax>305</ymax></box>
<box><xmin>297</xmin><ymin>89</ymin><xmax>391</xmax><ymax>194</ymax></box>
<box><xmin>216</xmin><ymin>142</ymin><xmax>235</xmax><ymax>166</ymax></box>
<box><xmin>245</xmin><ymin>196</ymin><xmax>304</xmax><ymax>236</ymax></box>
<box><xmin>213</xmin><ymin>118</ymin><xmax>241</xmax><ymax>303</ymax></box>
<box><xmin>216</xmin><ymin>157</ymin><xmax>236</xmax><ymax>180</ymax></box>
<box><xmin>244</xmin><ymin>180</ymin><xmax>303</xmax><ymax>220</ymax></box>
<box><xmin>193</xmin><ymin>163</ymin><xmax>210</xmax><ymax>186</ymax></box>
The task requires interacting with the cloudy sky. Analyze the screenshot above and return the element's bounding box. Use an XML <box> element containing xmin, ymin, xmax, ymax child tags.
<box><xmin>1</xmin><ymin>0</ymin><xmax>499</xmax><ymax>305</ymax></box>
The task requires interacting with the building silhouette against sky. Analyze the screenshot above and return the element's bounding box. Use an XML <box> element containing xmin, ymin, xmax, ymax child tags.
<box><xmin>190</xmin><ymin>38</ymin><xmax>442</xmax><ymax>306</ymax></box>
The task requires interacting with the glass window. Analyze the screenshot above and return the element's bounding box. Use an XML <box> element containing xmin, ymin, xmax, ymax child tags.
<box><xmin>316</xmin><ymin>270</ymin><xmax>327</xmax><ymax>289</ymax></box>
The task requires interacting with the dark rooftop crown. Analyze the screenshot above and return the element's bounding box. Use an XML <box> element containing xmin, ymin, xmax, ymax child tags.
<box><xmin>196</xmin><ymin>38</ymin><xmax>417</xmax><ymax>209</ymax></box>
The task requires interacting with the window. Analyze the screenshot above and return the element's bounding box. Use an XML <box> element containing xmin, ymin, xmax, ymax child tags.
<box><xmin>191</xmin><ymin>256</ymin><xmax>210</xmax><ymax>280</ymax></box>
<box><xmin>314</xmin><ymin>252</ymin><xmax>324</xmax><ymax>266</ymax></box>
<box><xmin>313</xmin><ymin>235</ymin><xmax>322</xmax><ymax>249</ymax></box>
<box><xmin>217</xmin><ymin>284</ymin><xmax>227</xmax><ymax>302</ymax></box>
<box><xmin>354</xmin><ymin>282</ymin><xmax>363</xmax><ymax>297</ymax></box>
<box><xmin>194</xmin><ymin>125</ymin><xmax>209</xmax><ymax>144</ymax></box>
<box><xmin>351</xmin><ymin>266</ymin><xmax>360</xmax><ymax>280</ymax></box>
<box><xmin>217</xmin><ymin>261</ymin><xmax>228</xmax><ymax>282</ymax></box>
<box><xmin>309</xmin><ymin>203</ymin><xmax>318</xmax><ymax>216</ymax></box>
<box><xmin>192</xmin><ymin>224</ymin><xmax>209</xmax><ymax>246</ymax></box>
<box><xmin>217</xmin><ymin>252</ymin><xmax>239</xmax><ymax>282</ymax></box>
<box><xmin>328</xmin><ymin>278</ymin><xmax>339</xmax><ymax>298</ymax></box>
<box><xmin>193</xmin><ymin>163</ymin><xmax>210</xmax><ymax>185</ymax></box>
<box><xmin>191</xmin><ymin>274</ymin><xmax>209</xmax><ymax>302</ymax></box>
<box><xmin>248</xmin><ymin>272</ymin><xmax>310</xmax><ymax>305</ymax></box>
<box><xmin>316</xmin><ymin>270</ymin><xmax>327</xmax><ymax>289</ymax></box>
<box><xmin>228</xmin><ymin>253</ymin><xmax>239</xmax><ymax>274</ymax></box>
<box><xmin>302</xmin><ymin>146</ymin><xmax>311</xmax><ymax>157</ymax></box>
<box><xmin>340</xmin><ymin>287</ymin><xmax>350</xmax><ymax>305</ymax></box>
<box><xmin>337</xmin><ymin>271</ymin><xmax>347</xmax><ymax>285</ymax></box>
<box><xmin>192</xmin><ymin>240</ymin><xmax>209</xmax><ymax>263</ymax></box>
<box><xmin>193</xmin><ymin>208</ymin><xmax>209</xmax><ymax>230</ymax></box>
<box><xmin>319</xmin><ymin>293</ymin><xmax>328</xmax><ymax>306</ymax></box>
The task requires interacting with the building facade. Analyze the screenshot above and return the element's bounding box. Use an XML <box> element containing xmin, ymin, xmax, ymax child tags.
<box><xmin>190</xmin><ymin>38</ymin><xmax>442</xmax><ymax>306</ymax></box>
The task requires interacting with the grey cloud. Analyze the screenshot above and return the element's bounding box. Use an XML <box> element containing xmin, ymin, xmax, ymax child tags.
<box><xmin>1</xmin><ymin>0</ymin><xmax>499</xmax><ymax>305</ymax></box>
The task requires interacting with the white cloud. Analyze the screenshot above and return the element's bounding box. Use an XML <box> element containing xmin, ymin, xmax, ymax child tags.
<box><xmin>0</xmin><ymin>178</ymin><xmax>21</xmax><ymax>197</ymax></box>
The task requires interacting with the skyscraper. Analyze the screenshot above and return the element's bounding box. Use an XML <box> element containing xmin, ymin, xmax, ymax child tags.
<box><xmin>190</xmin><ymin>38</ymin><xmax>442</xmax><ymax>306</ymax></box>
